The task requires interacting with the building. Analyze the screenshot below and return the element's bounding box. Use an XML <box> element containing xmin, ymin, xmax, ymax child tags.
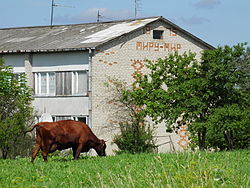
<box><xmin>0</xmin><ymin>16</ymin><xmax>213</xmax><ymax>154</ymax></box>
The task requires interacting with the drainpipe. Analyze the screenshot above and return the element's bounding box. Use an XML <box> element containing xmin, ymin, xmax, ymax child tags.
<box><xmin>88</xmin><ymin>48</ymin><xmax>94</xmax><ymax>128</ymax></box>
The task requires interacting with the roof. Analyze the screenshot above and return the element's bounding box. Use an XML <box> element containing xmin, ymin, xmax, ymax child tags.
<box><xmin>0</xmin><ymin>16</ymin><xmax>214</xmax><ymax>54</ymax></box>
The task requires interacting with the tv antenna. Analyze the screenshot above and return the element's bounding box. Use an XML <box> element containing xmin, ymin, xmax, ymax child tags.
<box><xmin>96</xmin><ymin>10</ymin><xmax>113</xmax><ymax>22</ymax></box>
<box><xmin>134</xmin><ymin>0</ymin><xmax>142</xmax><ymax>18</ymax></box>
<box><xmin>50</xmin><ymin>0</ymin><xmax>74</xmax><ymax>28</ymax></box>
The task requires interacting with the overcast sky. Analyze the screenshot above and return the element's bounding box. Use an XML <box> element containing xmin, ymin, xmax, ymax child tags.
<box><xmin>0</xmin><ymin>0</ymin><xmax>249</xmax><ymax>47</ymax></box>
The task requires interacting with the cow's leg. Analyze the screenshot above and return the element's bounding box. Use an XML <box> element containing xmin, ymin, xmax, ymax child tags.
<box><xmin>41</xmin><ymin>148</ymin><xmax>49</xmax><ymax>162</ymax></box>
<box><xmin>72</xmin><ymin>146</ymin><xmax>77</xmax><ymax>158</ymax></box>
<box><xmin>49</xmin><ymin>144</ymin><xmax>58</xmax><ymax>153</ymax></box>
<box><xmin>31</xmin><ymin>130</ymin><xmax>42</xmax><ymax>163</ymax></box>
<box><xmin>31</xmin><ymin>144</ymin><xmax>40</xmax><ymax>163</ymax></box>
<box><xmin>41</xmin><ymin>140</ymin><xmax>51</xmax><ymax>162</ymax></box>
<box><xmin>74</xmin><ymin>143</ymin><xmax>84</xmax><ymax>160</ymax></box>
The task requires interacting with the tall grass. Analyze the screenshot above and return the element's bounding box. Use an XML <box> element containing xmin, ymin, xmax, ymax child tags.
<box><xmin>0</xmin><ymin>150</ymin><xmax>249</xmax><ymax>187</ymax></box>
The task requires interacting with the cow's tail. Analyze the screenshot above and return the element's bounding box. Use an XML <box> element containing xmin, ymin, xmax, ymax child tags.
<box><xmin>24</xmin><ymin>123</ymin><xmax>41</xmax><ymax>134</ymax></box>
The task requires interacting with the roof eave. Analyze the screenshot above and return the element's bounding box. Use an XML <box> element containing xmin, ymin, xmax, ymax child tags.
<box><xmin>0</xmin><ymin>47</ymin><xmax>95</xmax><ymax>54</ymax></box>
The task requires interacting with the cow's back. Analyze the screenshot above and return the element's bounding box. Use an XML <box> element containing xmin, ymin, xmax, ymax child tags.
<box><xmin>37</xmin><ymin>120</ymin><xmax>93</xmax><ymax>145</ymax></box>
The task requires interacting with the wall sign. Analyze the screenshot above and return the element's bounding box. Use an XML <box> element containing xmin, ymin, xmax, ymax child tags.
<box><xmin>136</xmin><ymin>42</ymin><xmax>181</xmax><ymax>52</ymax></box>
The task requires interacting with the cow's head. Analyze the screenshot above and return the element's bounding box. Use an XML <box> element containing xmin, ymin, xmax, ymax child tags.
<box><xmin>96</xmin><ymin>139</ymin><xmax>106</xmax><ymax>156</ymax></box>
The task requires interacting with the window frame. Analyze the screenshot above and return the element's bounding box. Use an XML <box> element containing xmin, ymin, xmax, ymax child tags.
<box><xmin>34</xmin><ymin>72</ymin><xmax>55</xmax><ymax>96</ymax></box>
<box><xmin>153</xmin><ymin>30</ymin><xmax>164</xmax><ymax>39</ymax></box>
<box><xmin>52</xmin><ymin>115</ymin><xmax>89</xmax><ymax>124</ymax></box>
<box><xmin>34</xmin><ymin>70</ymin><xmax>88</xmax><ymax>97</ymax></box>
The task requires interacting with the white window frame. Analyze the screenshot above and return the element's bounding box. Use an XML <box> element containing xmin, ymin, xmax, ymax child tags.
<box><xmin>72</xmin><ymin>71</ymin><xmax>88</xmax><ymax>96</ymax></box>
<box><xmin>34</xmin><ymin>72</ymin><xmax>55</xmax><ymax>96</ymax></box>
<box><xmin>34</xmin><ymin>71</ymin><xmax>88</xmax><ymax>96</ymax></box>
<box><xmin>52</xmin><ymin>116</ymin><xmax>89</xmax><ymax>124</ymax></box>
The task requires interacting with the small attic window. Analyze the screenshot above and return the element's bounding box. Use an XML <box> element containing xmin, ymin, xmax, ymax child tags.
<box><xmin>153</xmin><ymin>30</ymin><xmax>164</xmax><ymax>39</ymax></box>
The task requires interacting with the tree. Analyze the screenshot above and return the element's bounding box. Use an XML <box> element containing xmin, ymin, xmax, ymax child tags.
<box><xmin>0</xmin><ymin>58</ymin><xmax>34</xmax><ymax>159</ymax></box>
<box><xmin>206</xmin><ymin>104</ymin><xmax>250</xmax><ymax>150</ymax></box>
<box><xmin>105</xmin><ymin>79</ymin><xmax>156</xmax><ymax>154</ymax></box>
<box><xmin>127</xmin><ymin>43</ymin><xmax>249</xmax><ymax>150</ymax></box>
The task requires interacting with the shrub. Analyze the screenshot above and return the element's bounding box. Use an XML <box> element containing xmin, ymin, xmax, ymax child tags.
<box><xmin>0</xmin><ymin>58</ymin><xmax>34</xmax><ymax>159</ymax></box>
<box><xmin>113</xmin><ymin>121</ymin><xmax>156</xmax><ymax>154</ymax></box>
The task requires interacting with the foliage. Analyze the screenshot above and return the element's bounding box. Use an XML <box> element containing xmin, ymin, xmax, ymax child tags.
<box><xmin>113</xmin><ymin>122</ymin><xmax>155</xmax><ymax>154</ymax></box>
<box><xmin>6</xmin><ymin>134</ymin><xmax>34</xmax><ymax>159</ymax></box>
<box><xmin>127</xmin><ymin>44</ymin><xmax>249</xmax><ymax>150</ymax></box>
<box><xmin>105</xmin><ymin>79</ymin><xmax>156</xmax><ymax>154</ymax></box>
<box><xmin>194</xmin><ymin>44</ymin><xmax>250</xmax><ymax>150</ymax></box>
<box><xmin>0</xmin><ymin>58</ymin><xmax>34</xmax><ymax>159</ymax></box>
<box><xmin>0</xmin><ymin>151</ymin><xmax>249</xmax><ymax>187</ymax></box>
<box><xmin>206</xmin><ymin>104</ymin><xmax>250</xmax><ymax>150</ymax></box>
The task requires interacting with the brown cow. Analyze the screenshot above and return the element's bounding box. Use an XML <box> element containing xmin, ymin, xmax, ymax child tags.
<box><xmin>27</xmin><ymin>120</ymin><xmax>106</xmax><ymax>162</ymax></box>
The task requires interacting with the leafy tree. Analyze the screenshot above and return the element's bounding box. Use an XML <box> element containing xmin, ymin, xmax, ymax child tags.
<box><xmin>203</xmin><ymin>45</ymin><xmax>250</xmax><ymax>150</ymax></box>
<box><xmin>206</xmin><ymin>104</ymin><xmax>249</xmax><ymax>150</ymax></box>
<box><xmin>126</xmin><ymin>44</ymin><xmax>249</xmax><ymax>150</ymax></box>
<box><xmin>0</xmin><ymin>58</ymin><xmax>34</xmax><ymax>159</ymax></box>
<box><xmin>105</xmin><ymin>79</ymin><xmax>156</xmax><ymax>154</ymax></box>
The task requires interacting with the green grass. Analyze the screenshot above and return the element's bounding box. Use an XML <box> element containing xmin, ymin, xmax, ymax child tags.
<box><xmin>0</xmin><ymin>150</ymin><xmax>249</xmax><ymax>187</ymax></box>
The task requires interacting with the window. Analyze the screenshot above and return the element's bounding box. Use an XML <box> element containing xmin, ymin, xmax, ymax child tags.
<box><xmin>35</xmin><ymin>72</ymin><xmax>55</xmax><ymax>95</ymax></box>
<box><xmin>153</xmin><ymin>30</ymin><xmax>164</xmax><ymax>39</ymax></box>
<box><xmin>34</xmin><ymin>71</ymin><xmax>88</xmax><ymax>96</ymax></box>
<box><xmin>13</xmin><ymin>73</ymin><xmax>23</xmax><ymax>81</ymax></box>
<box><xmin>72</xmin><ymin>71</ymin><xmax>88</xmax><ymax>95</ymax></box>
<box><xmin>52</xmin><ymin>116</ymin><xmax>88</xmax><ymax>124</ymax></box>
<box><xmin>56</xmin><ymin>72</ymin><xmax>72</xmax><ymax>96</ymax></box>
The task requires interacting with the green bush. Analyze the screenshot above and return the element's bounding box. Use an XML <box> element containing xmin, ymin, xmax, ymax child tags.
<box><xmin>206</xmin><ymin>104</ymin><xmax>250</xmax><ymax>150</ymax></box>
<box><xmin>113</xmin><ymin>121</ymin><xmax>156</xmax><ymax>154</ymax></box>
<box><xmin>0</xmin><ymin>58</ymin><xmax>34</xmax><ymax>159</ymax></box>
<box><xmin>5</xmin><ymin>134</ymin><xmax>34</xmax><ymax>159</ymax></box>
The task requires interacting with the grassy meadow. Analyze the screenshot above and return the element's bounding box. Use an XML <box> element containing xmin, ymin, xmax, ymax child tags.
<box><xmin>0</xmin><ymin>150</ymin><xmax>249</xmax><ymax>187</ymax></box>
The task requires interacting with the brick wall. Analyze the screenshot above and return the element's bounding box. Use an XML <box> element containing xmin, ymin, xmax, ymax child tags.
<box><xmin>91</xmin><ymin>20</ymin><xmax>209</xmax><ymax>154</ymax></box>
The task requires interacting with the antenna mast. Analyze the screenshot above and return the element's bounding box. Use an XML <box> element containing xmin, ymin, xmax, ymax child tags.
<box><xmin>50</xmin><ymin>0</ymin><xmax>55</xmax><ymax>27</ymax></box>
<box><xmin>134</xmin><ymin>0</ymin><xmax>142</xmax><ymax>18</ymax></box>
<box><xmin>97</xmin><ymin>10</ymin><xmax>101</xmax><ymax>22</ymax></box>
<box><xmin>96</xmin><ymin>11</ymin><xmax>113</xmax><ymax>22</ymax></box>
<box><xmin>50</xmin><ymin>0</ymin><xmax>74</xmax><ymax>28</ymax></box>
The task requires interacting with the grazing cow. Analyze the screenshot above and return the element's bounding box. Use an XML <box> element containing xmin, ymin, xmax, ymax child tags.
<box><xmin>26</xmin><ymin>120</ymin><xmax>106</xmax><ymax>162</ymax></box>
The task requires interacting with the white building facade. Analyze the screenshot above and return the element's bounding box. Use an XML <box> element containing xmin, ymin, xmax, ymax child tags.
<box><xmin>0</xmin><ymin>17</ymin><xmax>213</xmax><ymax>154</ymax></box>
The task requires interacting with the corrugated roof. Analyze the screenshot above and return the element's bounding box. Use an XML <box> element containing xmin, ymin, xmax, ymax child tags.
<box><xmin>0</xmin><ymin>16</ymin><xmax>213</xmax><ymax>53</ymax></box>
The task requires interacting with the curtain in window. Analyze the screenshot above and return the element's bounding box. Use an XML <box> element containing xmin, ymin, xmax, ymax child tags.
<box><xmin>49</xmin><ymin>73</ymin><xmax>55</xmax><ymax>95</ymax></box>
<box><xmin>76</xmin><ymin>71</ymin><xmax>88</xmax><ymax>95</ymax></box>
<box><xmin>56</xmin><ymin>72</ymin><xmax>72</xmax><ymax>96</ymax></box>
<box><xmin>40</xmin><ymin>72</ymin><xmax>47</xmax><ymax>94</ymax></box>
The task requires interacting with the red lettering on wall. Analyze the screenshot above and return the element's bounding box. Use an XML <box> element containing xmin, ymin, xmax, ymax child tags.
<box><xmin>136</xmin><ymin>42</ymin><xmax>143</xmax><ymax>50</ymax></box>
<box><xmin>154</xmin><ymin>43</ymin><xmax>160</xmax><ymax>51</ymax></box>
<box><xmin>167</xmin><ymin>28</ymin><xmax>177</xmax><ymax>36</ymax></box>
<box><xmin>143</xmin><ymin>42</ymin><xmax>149</xmax><ymax>51</ymax></box>
<box><xmin>136</xmin><ymin>42</ymin><xmax>181</xmax><ymax>52</ymax></box>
